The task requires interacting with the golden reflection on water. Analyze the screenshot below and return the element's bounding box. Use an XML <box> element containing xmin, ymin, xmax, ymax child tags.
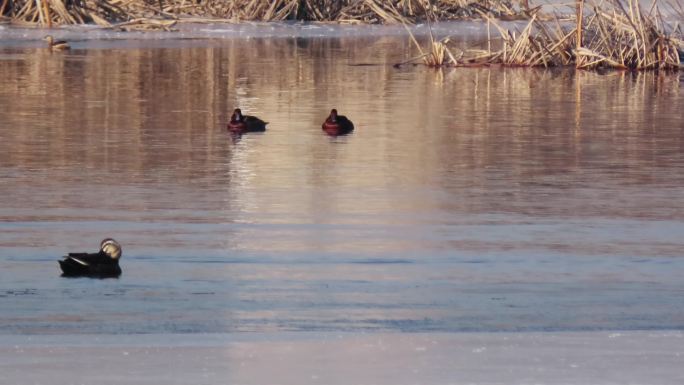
<box><xmin>0</xmin><ymin>38</ymin><xmax>683</xmax><ymax>232</ymax></box>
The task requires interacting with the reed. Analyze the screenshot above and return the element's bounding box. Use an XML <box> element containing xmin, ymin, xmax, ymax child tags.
<box><xmin>2</xmin><ymin>0</ymin><xmax>528</xmax><ymax>27</ymax></box>
<box><xmin>1</xmin><ymin>0</ymin><xmax>149</xmax><ymax>28</ymax></box>
<box><xmin>401</xmin><ymin>0</ymin><xmax>682</xmax><ymax>71</ymax></box>
<box><xmin>398</xmin><ymin>4</ymin><xmax>461</xmax><ymax>67</ymax></box>
<box><xmin>572</xmin><ymin>0</ymin><xmax>682</xmax><ymax>70</ymax></box>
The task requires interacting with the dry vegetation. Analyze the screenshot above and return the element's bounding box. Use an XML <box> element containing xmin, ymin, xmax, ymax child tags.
<box><xmin>1</xmin><ymin>0</ymin><xmax>530</xmax><ymax>28</ymax></box>
<box><xmin>401</xmin><ymin>0</ymin><xmax>683</xmax><ymax>71</ymax></box>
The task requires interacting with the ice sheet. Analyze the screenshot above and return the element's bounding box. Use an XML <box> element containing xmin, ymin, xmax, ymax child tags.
<box><xmin>1</xmin><ymin>331</ymin><xmax>683</xmax><ymax>385</ymax></box>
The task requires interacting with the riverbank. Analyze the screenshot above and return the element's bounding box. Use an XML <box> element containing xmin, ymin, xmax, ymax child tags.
<box><xmin>2</xmin><ymin>331</ymin><xmax>683</xmax><ymax>385</ymax></box>
<box><xmin>3</xmin><ymin>2</ymin><xmax>682</xmax><ymax>71</ymax></box>
<box><xmin>1</xmin><ymin>0</ymin><xmax>532</xmax><ymax>28</ymax></box>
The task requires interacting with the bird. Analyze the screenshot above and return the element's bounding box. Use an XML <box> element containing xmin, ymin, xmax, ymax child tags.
<box><xmin>43</xmin><ymin>35</ymin><xmax>70</xmax><ymax>51</ymax></box>
<box><xmin>322</xmin><ymin>109</ymin><xmax>354</xmax><ymax>136</ymax></box>
<box><xmin>227</xmin><ymin>108</ymin><xmax>267</xmax><ymax>133</ymax></box>
<box><xmin>58</xmin><ymin>238</ymin><xmax>122</xmax><ymax>278</ymax></box>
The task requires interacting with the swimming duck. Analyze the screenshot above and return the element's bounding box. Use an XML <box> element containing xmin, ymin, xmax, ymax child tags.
<box><xmin>322</xmin><ymin>109</ymin><xmax>354</xmax><ymax>136</ymax></box>
<box><xmin>43</xmin><ymin>35</ymin><xmax>70</xmax><ymax>51</ymax></box>
<box><xmin>59</xmin><ymin>238</ymin><xmax>122</xmax><ymax>277</ymax></box>
<box><xmin>227</xmin><ymin>108</ymin><xmax>267</xmax><ymax>133</ymax></box>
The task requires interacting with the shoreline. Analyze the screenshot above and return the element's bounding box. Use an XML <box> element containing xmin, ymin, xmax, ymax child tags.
<box><xmin>2</xmin><ymin>331</ymin><xmax>683</xmax><ymax>384</ymax></box>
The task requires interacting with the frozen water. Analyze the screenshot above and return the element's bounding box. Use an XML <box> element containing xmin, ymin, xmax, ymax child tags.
<box><xmin>1</xmin><ymin>332</ymin><xmax>683</xmax><ymax>385</ymax></box>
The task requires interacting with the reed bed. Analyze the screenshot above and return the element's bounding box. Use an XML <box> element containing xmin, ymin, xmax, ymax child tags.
<box><xmin>400</xmin><ymin>0</ymin><xmax>683</xmax><ymax>71</ymax></box>
<box><xmin>0</xmin><ymin>0</ymin><xmax>174</xmax><ymax>29</ymax></box>
<box><xmin>2</xmin><ymin>0</ymin><xmax>529</xmax><ymax>27</ymax></box>
<box><xmin>572</xmin><ymin>0</ymin><xmax>682</xmax><ymax>70</ymax></box>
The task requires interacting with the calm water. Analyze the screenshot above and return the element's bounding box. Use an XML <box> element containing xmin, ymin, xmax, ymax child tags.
<box><xmin>1</xmin><ymin>26</ymin><xmax>684</xmax><ymax>334</ymax></box>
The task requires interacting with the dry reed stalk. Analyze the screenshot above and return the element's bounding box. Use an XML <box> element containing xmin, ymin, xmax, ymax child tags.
<box><xmin>42</xmin><ymin>0</ymin><xmax>51</xmax><ymax>28</ymax></box>
<box><xmin>0</xmin><ymin>0</ymin><xmax>9</xmax><ymax>18</ymax></box>
<box><xmin>575</xmin><ymin>0</ymin><xmax>584</xmax><ymax>67</ymax></box>
<box><xmin>397</xmin><ymin>30</ymin><xmax>457</xmax><ymax>67</ymax></box>
<box><xmin>395</xmin><ymin>2</ymin><xmax>462</xmax><ymax>68</ymax></box>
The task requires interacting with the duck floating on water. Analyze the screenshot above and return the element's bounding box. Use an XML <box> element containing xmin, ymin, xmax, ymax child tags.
<box><xmin>322</xmin><ymin>109</ymin><xmax>354</xmax><ymax>136</ymax></box>
<box><xmin>59</xmin><ymin>238</ymin><xmax>122</xmax><ymax>278</ymax></box>
<box><xmin>227</xmin><ymin>108</ymin><xmax>267</xmax><ymax>133</ymax></box>
<box><xmin>43</xmin><ymin>35</ymin><xmax>70</xmax><ymax>51</ymax></box>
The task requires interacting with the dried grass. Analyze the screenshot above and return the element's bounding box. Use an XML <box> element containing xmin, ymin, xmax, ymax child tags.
<box><xmin>2</xmin><ymin>0</ymin><xmax>529</xmax><ymax>27</ymax></box>
<box><xmin>400</xmin><ymin>0</ymin><xmax>682</xmax><ymax>71</ymax></box>
<box><xmin>573</xmin><ymin>0</ymin><xmax>682</xmax><ymax>70</ymax></box>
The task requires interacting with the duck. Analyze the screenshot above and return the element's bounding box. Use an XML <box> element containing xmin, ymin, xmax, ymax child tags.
<box><xmin>322</xmin><ymin>109</ymin><xmax>354</xmax><ymax>136</ymax></box>
<box><xmin>227</xmin><ymin>108</ymin><xmax>267</xmax><ymax>133</ymax></box>
<box><xmin>58</xmin><ymin>238</ymin><xmax>122</xmax><ymax>278</ymax></box>
<box><xmin>43</xmin><ymin>35</ymin><xmax>70</xmax><ymax>51</ymax></box>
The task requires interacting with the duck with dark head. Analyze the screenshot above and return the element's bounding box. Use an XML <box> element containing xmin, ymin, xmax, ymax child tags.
<box><xmin>322</xmin><ymin>109</ymin><xmax>354</xmax><ymax>136</ymax></box>
<box><xmin>227</xmin><ymin>108</ymin><xmax>267</xmax><ymax>134</ymax></box>
<box><xmin>58</xmin><ymin>238</ymin><xmax>122</xmax><ymax>278</ymax></box>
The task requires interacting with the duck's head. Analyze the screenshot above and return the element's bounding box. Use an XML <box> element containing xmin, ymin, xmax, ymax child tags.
<box><xmin>43</xmin><ymin>35</ymin><xmax>54</xmax><ymax>44</ymax></box>
<box><xmin>100</xmin><ymin>238</ymin><xmax>122</xmax><ymax>260</ymax></box>
<box><xmin>231</xmin><ymin>108</ymin><xmax>243</xmax><ymax>123</ymax></box>
<box><xmin>329</xmin><ymin>109</ymin><xmax>338</xmax><ymax>122</ymax></box>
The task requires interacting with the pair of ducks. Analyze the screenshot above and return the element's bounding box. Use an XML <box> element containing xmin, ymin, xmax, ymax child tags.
<box><xmin>43</xmin><ymin>36</ymin><xmax>352</xmax><ymax>137</ymax></box>
<box><xmin>228</xmin><ymin>108</ymin><xmax>354</xmax><ymax>136</ymax></box>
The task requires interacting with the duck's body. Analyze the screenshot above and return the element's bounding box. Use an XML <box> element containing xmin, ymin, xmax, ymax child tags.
<box><xmin>227</xmin><ymin>109</ymin><xmax>267</xmax><ymax>133</ymax></box>
<box><xmin>43</xmin><ymin>35</ymin><xmax>70</xmax><ymax>51</ymax></box>
<box><xmin>322</xmin><ymin>109</ymin><xmax>354</xmax><ymax>136</ymax></box>
<box><xmin>59</xmin><ymin>238</ymin><xmax>122</xmax><ymax>278</ymax></box>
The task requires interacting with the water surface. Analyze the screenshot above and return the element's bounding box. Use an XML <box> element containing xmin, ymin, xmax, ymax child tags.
<box><xmin>1</xmin><ymin>26</ymin><xmax>684</xmax><ymax>334</ymax></box>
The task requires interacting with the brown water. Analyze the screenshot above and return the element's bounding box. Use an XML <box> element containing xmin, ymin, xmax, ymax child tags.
<box><xmin>1</xmin><ymin>31</ymin><xmax>684</xmax><ymax>334</ymax></box>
